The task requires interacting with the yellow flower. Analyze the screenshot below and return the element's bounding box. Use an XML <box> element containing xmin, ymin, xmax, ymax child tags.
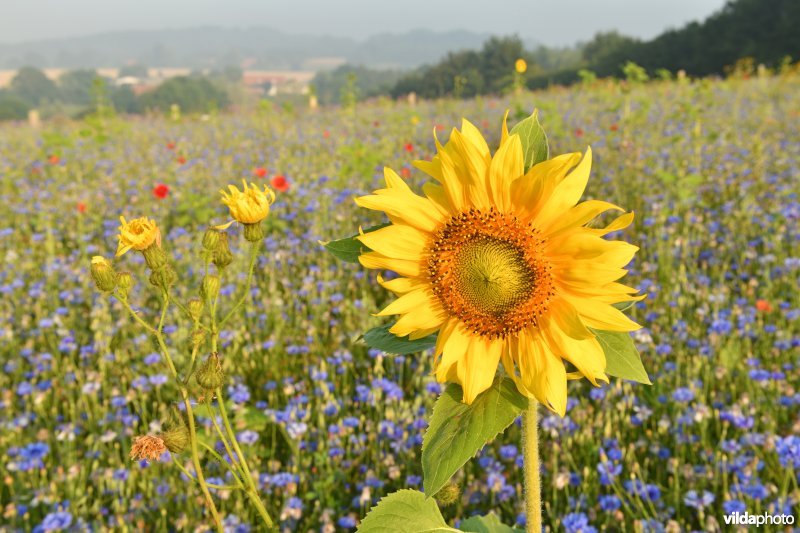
<box><xmin>116</xmin><ymin>216</ymin><xmax>161</xmax><ymax>257</ymax></box>
<box><xmin>355</xmin><ymin>115</ymin><xmax>642</xmax><ymax>414</ymax></box>
<box><xmin>219</xmin><ymin>180</ymin><xmax>275</xmax><ymax>225</ymax></box>
<box><xmin>515</xmin><ymin>58</ymin><xmax>527</xmax><ymax>74</ymax></box>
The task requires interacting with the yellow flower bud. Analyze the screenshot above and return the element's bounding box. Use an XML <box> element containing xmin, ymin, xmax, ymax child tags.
<box><xmin>187</xmin><ymin>298</ymin><xmax>204</xmax><ymax>321</ymax></box>
<box><xmin>116</xmin><ymin>271</ymin><xmax>134</xmax><ymax>299</ymax></box>
<box><xmin>90</xmin><ymin>256</ymin><xmax>117</xmax><ymax>292</ymax></box>
<box><xmin>212</xmin><ymin>232</ymin><xmax>234</xmax><ymax>268</ymax></box>
<box><xmin>202</xmin><ymin>228</ymin><xmax>221</xmax><ymax>252</ymax></box>
<box><xmin>219</xmin><ymin>180</ymin><xmax>275</xmax><ymax>225</ymax></box>
<box><xmin>200</xmin><ymin>274</ymin><xmax>220</xmax><ymax>302</ymax></box>
<box><xmin>515</xmin><ymin>58</ymin><xmax>527</xmax><ymax>74</ymax></box>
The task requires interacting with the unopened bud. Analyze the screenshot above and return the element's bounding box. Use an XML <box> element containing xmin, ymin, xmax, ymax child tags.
<box><xmin>195</xmin><ymin>352</ymin><xmax>225</xmax><ymax>390</ymax></box>
<box><xmin>117</xmin><ymin>271</ymin><xmax>134</xmax><ymax>299</ymax></box>
<box><xmin>191</xmin><ymin>328</ymin><xmax>206</xmax><ymax>347</ymax></box>
<box><xmin>200</xmin><ymin>274</ymin><xmax>220</xmax><ymax>302</ymax></box>
<box><xmin>161</xmin><ymin>415</ymin><xmax>190</xmax><ymax>453</ymax></box>
<box><xmin>90</xmin><ymin>256</ymin><xmax>117</xmax><ymax>292</ymax></box>
<box><xmin>187</xmin><ymin>298</ymin><xmax>204</xmax><ymax>321</ymax></box>
<box><xmin>149</xmin><ymin>264</ymin><xmax>177</xmax><ymax>290</ymax></box>
<box><xmin>212</xmin><ymin>232</ymin><xmax>233</xmax><ymax>269</ymax></box>
<box><xmin>142</xmin><ymin>244</ymin><xmax>167</xmax><ymax>270</ymax></box>
<box><xmin>243</xmin><ymin>222</ymin><xmax>264</xmax><ymax>242</ymax></box>
<box><xmin>434</xmin><ymin>482</ymin><xmax>460</xmax><ymax>506</ymax></box>
<box><xmin>202</xmin><ymin>228</ymin><xmax>221</xmax><ymax>252</ymax></box>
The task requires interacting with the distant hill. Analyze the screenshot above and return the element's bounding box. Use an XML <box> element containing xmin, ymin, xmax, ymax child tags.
<box><xmin>0</xmin><ymin>27</ymin><xmax>492</xmax><ymax>71</ymax></box>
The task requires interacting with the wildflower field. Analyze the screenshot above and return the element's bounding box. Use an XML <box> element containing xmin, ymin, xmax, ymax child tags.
<box><xmin>1</xmin><ymin>74</ymin><xmax>799</xmax><ymax>532</ymax></box>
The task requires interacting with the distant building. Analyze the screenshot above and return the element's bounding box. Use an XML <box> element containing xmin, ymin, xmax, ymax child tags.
<box><xmin>242</xmin><ymin>71</ymin><xmax>315</xmax><ymax>96</ymax></box>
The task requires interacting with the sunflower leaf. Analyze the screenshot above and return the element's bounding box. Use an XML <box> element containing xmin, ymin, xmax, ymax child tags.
<box><xmin>509</xmin><ymin>109</ymin><xmax>549</xmax><ymax>172</ymax></box>
<box><xmin>459</xmin><ymin>512</ymin><xmax>524</xmax><ymax>533</ymax></box>
<box><xmin>422</xmin><ymin>377</ymin><xmax>528</xmax><ymax>497</ymax></box>
<box><xmin>356</xmin><ymin>489</ymin><xmax>458</xmax><ymax>533</ymax></box>
<box><xmin>593</xmin><ymin>329</ymin><xmax>652</xmax><ymax>384</ymax></box>
<box><xmin>362</xmin><ymin>322</ymin><xmax>437</xmax><ymax>355</ymax></box>
<box><xmin>320</xmin><ymin>223</ymin><xmax>390</xmax><ymax>263</ymax></box>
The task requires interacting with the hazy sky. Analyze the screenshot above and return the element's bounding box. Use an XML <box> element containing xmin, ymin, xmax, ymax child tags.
<box><xmin>1</xmin><ymin>0</ymin><xmax>728</xmax><ymax>45</ymax></box>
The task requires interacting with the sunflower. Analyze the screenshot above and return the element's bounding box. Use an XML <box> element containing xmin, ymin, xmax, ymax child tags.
<box><xmin>355</xmin><ymin>116</ymin><xmax>642</xmax><ymax>414</ymax></box>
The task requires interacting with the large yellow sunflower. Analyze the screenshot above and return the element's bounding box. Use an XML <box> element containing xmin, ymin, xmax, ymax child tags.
<box><xmin>355</xmin><ymin>116</ymin><xmax>642</xmax><ymax>415</ymax></box>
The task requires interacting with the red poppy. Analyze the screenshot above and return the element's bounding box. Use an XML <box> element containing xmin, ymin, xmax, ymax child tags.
<box><xmin>153</xmin><ymin>183</ymin><xmax>169</xmax><ymax>199</ymax></box>
<box><xmin>323</xmin><ymin>130</ymin><xmax>330</xmax><ymax>138</ymax></box>
<box><xmin>755</xmin><ymin>300</ymin><xmax>772</xmax><ymax>313</ymax></box>
<box><xmin>253</xmin><ymin>167</ymin><xmax>268</xmax><ymax>178</ymax></box>
<box><xmin>610</xmin><ymin>124</ymin><xmax>619</xmax><ymax>132</ymax></box>
<box><xmin>574</xmin><ymin>128</ymin><xmax>584</xmax><ymax>137</ymax></box>
<box><xmin>400</xmin><ymin>167</ymin><xmax>411</xmax><ymax>178</ymax></box>
<box><xmin>166</xmin><ymin>142</ymin><xmax>176</xmax><ymax>150</ymax></box>
<box><xmin>373</xmin><ymin>121</ymin><xmax>380</xmax><ymax>127</ymax></box>
<box><xmin>404</xmin><ymin>143</ymin><xmax>414</xmax><ymax>152</ymax></box>
<box><xmin>48</xmin><ymin>155</ymin><xmax>60</xmax><ymax>165</ymax></box>
<box><xmin>270</xmin><ymin>175</ymin><xmax>289</xmax><ymax>192</ymax></box>
<box><xmin>77</xmin><ymin>202</ymin><xmax>87</xmax><ymax>214</ymax></box>
<box><xmin>435</xmin><ymin>124</ymin><xmax>445</xmax><ymax>132</ymax></box>
<box><xmin>177</xmin><ymin>156</ymin><xmax>187</xmax><ymax>165</ymax></box>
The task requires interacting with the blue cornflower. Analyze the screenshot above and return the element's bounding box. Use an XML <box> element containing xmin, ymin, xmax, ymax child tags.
<box><xmin>599</xmin><ymin>494</ymin><xmax>621</xmax><ymax>511</ymax></box>
<box><xmin>337</xmin><ymin>516</ymin><xmax>357</xmax><ymax>529</ymax></box>
<box><xmin>684</xmin><ymin>490</ymin><xmax>714</xmax><ymax>509</ymax></box>
<box><xmin>562</xmin><ymin>512</ymin><xmax>596</xmax><ymax>533</ymax></box>
<box><xmin>34</xmin><ymin>511</ymin><xmax>73</xmax><ymax>532</ymax></box>
<box><xmin>672</xmin><ymin>387</ymin><xmax>695</xmax><ymax>402</ymax></box>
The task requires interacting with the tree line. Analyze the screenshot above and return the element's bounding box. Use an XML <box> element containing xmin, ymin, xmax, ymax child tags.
<box><xmin>354</xmin><ymin>0</ymin><xmax>799</xmax><ymax>99</ymax></box>
<box><xmin>0</xmin><ymin>67</ymin><xmax>230</xmax><ymax>121</ymax></box>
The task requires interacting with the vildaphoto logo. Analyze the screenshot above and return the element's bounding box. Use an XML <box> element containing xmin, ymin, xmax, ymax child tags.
<box><xmin>723</xmin><ymin>512</ymin><xmax>795</xmax><ymax>527</ymax></box>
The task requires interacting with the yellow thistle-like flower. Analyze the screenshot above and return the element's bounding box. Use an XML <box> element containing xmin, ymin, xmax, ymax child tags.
<box><xmin>355</xmin><ymin>116</ymin><xmax>642</xmax><ymax>415</ymax></box>
<box><xmin>515</xmin><ymin>58</ymin><xmax>528</xmax><ymax>74</ymax></box>
<box><xmin>219</xmin><ymin>180</ymin><xmax>275</xmax><ymax>225</ymax></box>
<box><xmin>116</xmin><ymin>216</ymin><xmax>161</xmax><ymax>257</ymax></box>
<box><xmin>129</xmin><ymin>435</ymin><xmax>167</xmax><ymax>461</ymax></box>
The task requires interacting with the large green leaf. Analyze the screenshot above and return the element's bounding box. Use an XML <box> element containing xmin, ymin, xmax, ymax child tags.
<box><xmin>422</xmin><ymin>377</ymin><xmax>528</xmax><ymax>497</ymax></box>
<box><xmin>320</xmin><ymin>223</ymin><xmax>390</xmax><ymax>263</ymax></box>
<box><xmin>593</xmin><ymin>329</ymin><xmax>652</xmax><ymax>384</ymax></box>
<box><xmin>357</xmin><ymin>489</ymin><xmax>458</xmax><ymax>533</ymax></box>
<box><xmin>459</xmin><ymin>513</ymin><xmax>523</xmax><ymax>533</ymax></box>
<box><xmin>509</xmin><ymin>109</ymin><xmax>549</xmax><ymax>172</ymax></box>
<box><xmin>362</xmin><ymin>322</ymin><xmax>438</xmax><ymax>355</ymax></box>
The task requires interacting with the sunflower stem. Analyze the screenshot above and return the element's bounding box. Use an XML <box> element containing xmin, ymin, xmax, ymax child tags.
<box><xmin>522</xmin><ymin>399</ymin><xmax>542</xmax><ymax>533</ymax></box>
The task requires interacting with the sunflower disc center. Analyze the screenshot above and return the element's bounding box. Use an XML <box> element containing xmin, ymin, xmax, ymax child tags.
<box><xmin>427</xmin><ymin>207</ymin><xmax>553</xmax><ymax>339</ymax></box>
<box><xmin>452</xmin><ymin>237</ymin><xmax>533</xmax><ymax>315</ymax></box>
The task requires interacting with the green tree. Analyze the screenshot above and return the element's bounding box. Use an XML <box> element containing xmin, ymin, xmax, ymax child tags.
<box><xmin>0</xmin><ymin>91</ymin><xmax>31</xmax><ymax>121</ymax></box>
<box><xmin>9</xmin><ymin>67</ymin><xmax>58</xmax><ymax>106</ymax></box>
<box><xmin>138</xmin><ymin>76</ymin><xmax>229</xmax><ymax>113</ymax></box>
<box><xmin>58</xmin><ymin>69</ymin><xmax>100</xmax><ymax>106</ymax></box>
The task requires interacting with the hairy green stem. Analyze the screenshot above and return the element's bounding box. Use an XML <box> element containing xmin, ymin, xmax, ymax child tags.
<box><xmin>523</xmin><ymin>400</ymin><xmax>542</xmax><ymax>533</ymax></box>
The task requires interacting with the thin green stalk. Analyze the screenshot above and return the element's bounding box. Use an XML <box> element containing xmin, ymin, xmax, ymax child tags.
<box><xmin>220</xmin><ymin>240</ymin><xmax>261</xmax><ymax>327</ymax></box>
<box><xmin>197</xmin><ymin>441</ymin><xmax>246</xmax><ymax>486</ymax></box>
<box><xmin>216</xmin><ymin>387</ymin><xmax>274</xmax><ymax>529</ymax></box>
<box><xmin>174</xmin><ymin>460</ymin><xmax>240</xmax><ymax>491</ymax></box>
<box><xmin>523</xmin><ymin>400</ymin><xmax>542</xmax><ymax>533</ymax></box>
